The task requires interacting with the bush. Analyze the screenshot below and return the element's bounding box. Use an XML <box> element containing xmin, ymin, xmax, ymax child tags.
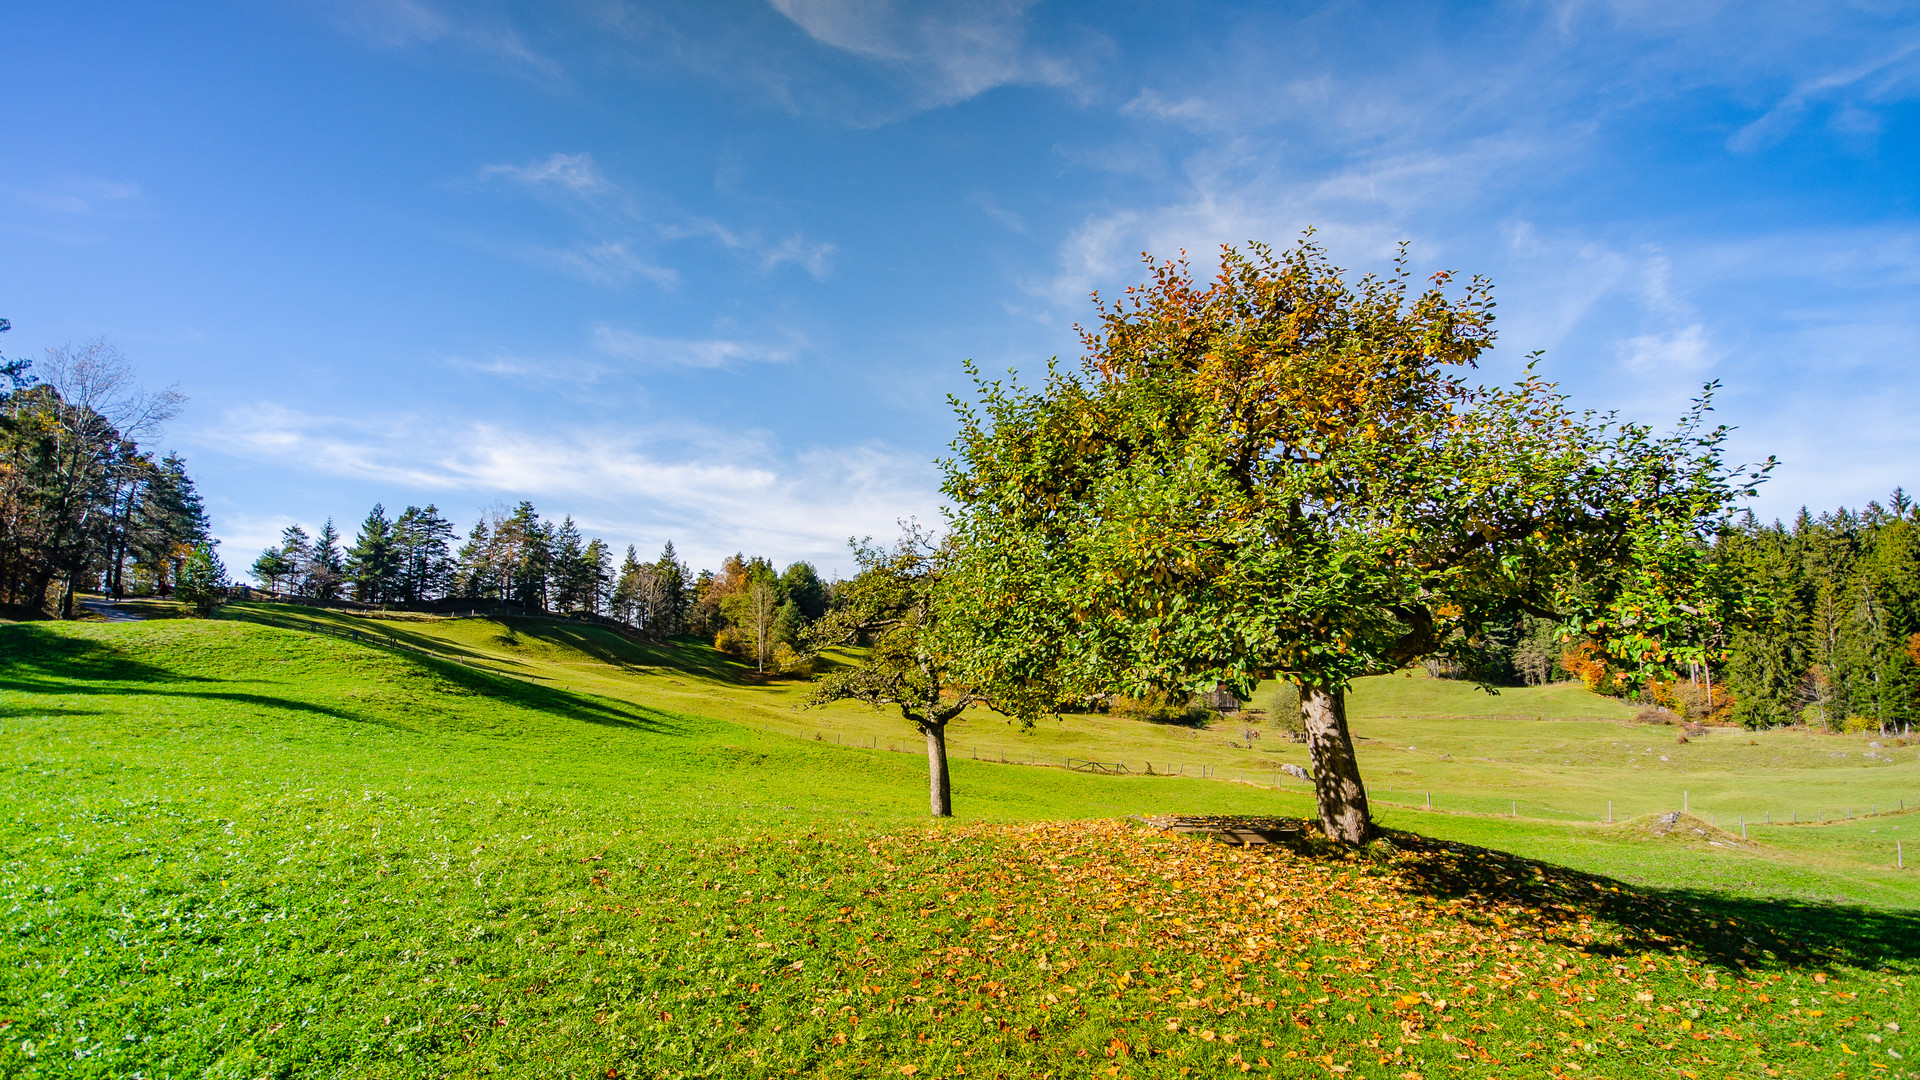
<box><xmin>1264</xmin><ymin>683</ymin><xmax>1306</xmax><ymax>742</ymax></box>
<box><xmin>175</xmin><ymin>543</ymin><xmax>229</xmax><ymax>617</ymax></box>
<box><xmin>1634</xmin><ymin>706</ymin><xmax>1680</xmax><ymax>725</ymax></box>
<box><xmin>771</xmin><ymin>641</ymin><xmax>812</xmax><ymax>676</ymax></box>
<box><xmin>1108</xmin><ymin>694</ymin><xmax>1213</xmax><ymax>727</ymax></box>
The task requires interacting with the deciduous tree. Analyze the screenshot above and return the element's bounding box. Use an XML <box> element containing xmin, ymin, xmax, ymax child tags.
<box><xmin>945</xmin><ymin>239</ymin><xmax>1766</xmax><ymax>843</ymax></box>
<box><xmin>803</xmin><ymin>527</ymin><xmax>990</xmax><ymax>817</ymax></box>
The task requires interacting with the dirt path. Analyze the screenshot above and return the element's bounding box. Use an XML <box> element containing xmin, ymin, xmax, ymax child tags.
<box><xmin>79</xmin><ymin>598</ymin><xmax>143</xmax><ymax>622</ymax></box>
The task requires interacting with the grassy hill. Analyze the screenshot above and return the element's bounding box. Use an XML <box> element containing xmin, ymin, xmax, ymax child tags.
<box><xmin>2</xmin><ymin>609</ymin><xmax>1917</xmax><ymax>1078</ymax></box>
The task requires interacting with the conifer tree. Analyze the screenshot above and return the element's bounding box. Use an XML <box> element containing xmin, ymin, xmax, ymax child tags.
<box><xmin>347</xmin><ymin>504</ymin><xmax>399</xmax><ymax>603</ymax></box>
<box><xmin>308</xmin><ymin>519</ymin><xmax>345</xmax><ymax>600</ymax></box>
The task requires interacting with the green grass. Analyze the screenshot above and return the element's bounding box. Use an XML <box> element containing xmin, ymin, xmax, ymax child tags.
<box><xmin>2</xmin><ymin>613</ymin><xmax>1917</xmax><ymax>1078</ymax></box>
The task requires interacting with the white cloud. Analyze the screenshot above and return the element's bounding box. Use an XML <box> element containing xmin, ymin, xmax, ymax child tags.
<box><xmin>319</xmin><ymin>0</ymin><xmax>563</xmax><ymax>79</ymax></box>
<box><xmin>210</xmin><ymin>511</ymin><xmax>306</xmax><ymax>559</ymax></box>
<box><xmin>474</xmin><ymin>154</ymin><xmax>835</xmax><ymax>283</ymax></box>
<box><xmin>1728</xmin><ymin>35</ymin><xmax>1920</xmax><ymax>152</ymax></box>
<box><xmin>756</xmin><ymin>233</ymin><xmax>837</xmax><ymax>277</ymax></box>
<box><xmin>1617</xmin><ymin>324</ymin><xmax>1720</xmax><ymax>374</ymax></box>
<box><xmin>443</xmin><ymin>353</ymin><xmax>611</xmax><ymax>385</ymax></box>
<box><xmin>966</xmin><ymin>191</ymin><xmax>1027</xmax><ymax>233</ymax></box>
<box><xmin>193</xmin><ymin>404</ymin><xmax>939</xmax><ymax>572</ymax></box>
<box><xmin>541</xmin><ymin>241</ymin><xmax>680</xmax><ymax>288</ymax></box>
<box><xmin>478</xmin><ymin>152</ymin><xmax>610</xmax><ymax>195</ymax></box>
<box><xmin>767</xmin><ymin>0</ymin><xmax>1079</xmax><ymax>108</ymax></box>
<box><xmin>1120</xmin><ymin>88</ymin><xmax>1221</xmax><ymax>130</ymax></box>
<box><xmin>592</xmin><ymin>326</ymin><xmax>799</xmax><ymax>369</ymax></box>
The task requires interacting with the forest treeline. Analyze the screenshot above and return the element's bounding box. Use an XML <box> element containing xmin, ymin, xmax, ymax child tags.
<box><xmin>8</xmin><ymin>322</ymin><xmax>1913</xmax><ymax>732</ymax></box>
<box><xmin>249</xmin><ymin>499</ymin><xmax>829</xmax><ymax>673</ymax></box>
<box><xmin>1429</xmin><ymin>492</ymin><xmax>1920</xmax><ymax>736</ymax></box>
<box><xmin>259</xmin><ymin>490</ymin><xmax>1920</xmax><ymax>734</ymax></box>
<box><xmin>0</xmin><ymin>324</ymin><xmax>215</xmax><ymax>617</ymax></box>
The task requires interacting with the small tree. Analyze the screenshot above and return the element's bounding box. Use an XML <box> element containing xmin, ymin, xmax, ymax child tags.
<box><xmin>251</xmin><ymin>547</ymin><xmax>291</xmax><ymax>597</ymax></box>
<box><xmin>802</xmin><ymin>527</ymin><xmax>992</xmax><ymax>817</ymax></box>
<box><xmin>308</xmin><ymin>519</ymin><xmax>345</xmax><ymax>600</ymax></box>
<box><xmin>176</xmin><ymin>542</ymin><xmax>229</xmax><ymax>616</ymax></box>
<box><xmin>945</xmin><ymin>239</ymin><xmax>1767</xmax><ymax>843</ymax></box>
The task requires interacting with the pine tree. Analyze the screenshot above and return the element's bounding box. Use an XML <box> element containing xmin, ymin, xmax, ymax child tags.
<box><xmin>550</xmin><ymin>516</ymin><xmax>587</xmax><ymax>611</ymax></box>
<box><xmin>455</xmin><ymin>517</ymin><xmax>494</xmax><ymax>600</ymax></box>
<box><xmin>392</xmin><ymin>504</ymin><xmax>455</xmax><ymax>603</ymax></box>
<box><xmin>176</xmin><ymin>542</ymin><xmax>229</xmax><ymax>616</ymax></box>
<box><xmin>651</xmin><ymin>542</ymin><xmax>689</xmax><ymax>634</ymax></box>
<box><xmin>611</xmin><ymin>545</ymin><xmax>643</xmax><ymax>624</ymax></box>
<box><xmin>276</xmin><ymin>525</ymin><xmax>312</xmax><ymax>596</ymax></box>
<box><xmin>579</xmin><ymin>538</ymin><xmax>611</xmax><ymax>615</ymax></box>
<box><xmin>499</xmin><ymin>502</ymin><xmax>549</xmax><ymax>611</ymax></box>
<box><xmin>309</xmin><ymin>519</ymin><xmax>345</xmax><ymax>600</ymax></box>
<box><xmin>346</xmin><ymin>504</ymin><xmax>399</xmax><ymax>603</ymax></box>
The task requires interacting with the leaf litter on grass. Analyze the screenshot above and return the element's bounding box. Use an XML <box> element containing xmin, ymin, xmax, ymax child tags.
<box><xmin>564</xmin><ymin>819</ymin><xmax>1915</xmax><ymax>1079</ymax></box>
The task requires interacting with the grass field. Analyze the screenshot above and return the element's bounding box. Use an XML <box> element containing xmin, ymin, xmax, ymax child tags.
<box><xmin>2</xmin><ymin>607</ymin><xmax>1917</xmax><ymax>1078</ymax></box>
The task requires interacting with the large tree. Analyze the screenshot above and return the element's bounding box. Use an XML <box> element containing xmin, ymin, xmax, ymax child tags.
<box><xmin>944</xmin><ymin>240</ymin><xmax>1766</xmax><ymax>843</ymax></box>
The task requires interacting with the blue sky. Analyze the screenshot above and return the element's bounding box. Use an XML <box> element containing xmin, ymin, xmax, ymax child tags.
<box><xmin>4</xmin><ymin>1</ymin><xmax>1917</xmax><ymax>576</ymax></box>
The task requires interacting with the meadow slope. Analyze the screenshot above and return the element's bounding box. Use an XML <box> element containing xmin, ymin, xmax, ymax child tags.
<box><xmin>1</xmin><ymin>614</ymin><xmax>1915</xmax><ymax>1078</ymax></box>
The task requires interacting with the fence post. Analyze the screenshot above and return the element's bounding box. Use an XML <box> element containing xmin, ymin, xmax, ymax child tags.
<box><xmin>1900</xmin><ymin>841</ymin><xmax>1905</xmax><ymax>870</ymax></box>
<box><xmin>1426</xmin><ymin>791</ymin><xmax>1432</xmax><ymax>810</ymax></box>
<box><xmin>1684</xmin><ymin>790</ymin><xmax>1689</xmax><ymax>814</ymax></box>
<box><xmin>1740</xmin><ymin>816</ymin><xmax>1746</xmax><ymax>840</ymax></box>
<box><xmin>1608</xmin><ymin>800</ymin><xmax>1613</xmax><ymax>823</ymax></box>
<box><xmin>1511</xmin><ymin>800</ymin><xmax>1517</xmax><ymax>818</ymax></box>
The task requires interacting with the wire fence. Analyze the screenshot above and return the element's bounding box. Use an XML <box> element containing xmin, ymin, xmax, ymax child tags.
<box><xmin>832</xmin><ymin>734</ymin><xmax>1917</xmax><ymax>843</ymax></box>
<box><xmin>225</xmin><ymin>611</ymin><xmax>1914</xmax><ymax>865</ymax></box>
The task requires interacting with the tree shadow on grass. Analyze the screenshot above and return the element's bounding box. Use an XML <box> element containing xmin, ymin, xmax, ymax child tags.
<box><xmin>1376</xmin><ymin>829</ymin><xmax>1920</xmax><ymax>973</ymax></box>
<box><xmin>0</xmin><ymin>624</ymin><xmax>210</xmax><ymax>688</ymax></box>
<box><xmin>1</xmin><ymin>622</ymin><xmax>678</xmax><ymax>735</ymax></box>
<box><xmin>220</xmin><ymin>604</ymin><xmax>517</xmax><ymax>668</ymax></box>
<box><xmin>427</xmin><ymin>654</ymin><xmax>683</xmax><ymax>734</ymax></box>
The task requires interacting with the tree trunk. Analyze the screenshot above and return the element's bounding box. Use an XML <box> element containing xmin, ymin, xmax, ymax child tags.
<box><xmin>1299</xmin><ymin>683</ymin><xmax>1372</xmax><ymax>845</ymax></box>
<box><xmin>923</xmin><ymin>720</ymin><xmax>953</xmax><ymax>818</ymax></box>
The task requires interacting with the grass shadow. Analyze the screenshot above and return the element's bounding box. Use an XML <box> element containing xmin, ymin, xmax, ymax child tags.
<box><xmin>0</xmin><ymin>624</ymin><xmax>209</xmax><ymax>688</ymax></box>
<box><xmin>1378</xmin><ymin>829</ymin><xmax>1920</xmax><ymax>972</ymax></box>
<box><xmin>220</xmin><ymin>604</ymin><xmax>513</xmax><ymax>668</ymax></box>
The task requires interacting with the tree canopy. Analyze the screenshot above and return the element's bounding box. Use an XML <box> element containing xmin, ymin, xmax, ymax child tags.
<box><xmin>943</xmin><ymin>239</ymin><xmax>1767</xmax><ymax>843</ymax></box>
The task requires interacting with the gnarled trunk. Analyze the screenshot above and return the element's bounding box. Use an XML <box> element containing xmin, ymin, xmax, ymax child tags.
<box><xmin>923</xmin><ymin>720</ymin><xmax>953</xmax><ymax>818</ymax></box>
<box><xmin>1299</xmin><ymin>683</ymin><xmax>1371</xmax><ymax>845</ymax></box>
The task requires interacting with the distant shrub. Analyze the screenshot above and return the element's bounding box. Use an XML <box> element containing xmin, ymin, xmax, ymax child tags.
<box><xmin>771</xmin><ymin>641</ymin><xmax>812</xmax><ymax>676</ymax></box>
<box><xmin>1109</xmin><ymin>693</ymin><xmax>1213</xmax><ymax>727</ymax></box>
<box><xmin>1634</xmin><ymin>706</ymin><xmax>1680</xmax><ymax>725</ymax></box>
<box><xmin>1265</xmin><ymin>683</ymin><xmax>1306</xmax><ymax>742</ymax></box>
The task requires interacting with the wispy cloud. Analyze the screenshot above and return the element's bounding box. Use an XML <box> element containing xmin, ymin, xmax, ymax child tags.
<box><xmin>767</xmin><ymin>0</ymin><xmax>1083</xmax><ymax>113</ymax></box>
<box><xmin>966</xmin><ymin>192</ymin><xmax>1027</xmax><ymax>234</ymax></box>
<box><xmin>1728</xmin><ymin>35</ymin><xmax>1920</xmax><ymax>152</ymax></box>
<box><xmin>318</xmin><ymin>0</ymin><xmax>563</xmax><ymax>79</ymax></box>
<box><xmin>592</xmin><ymin>326</ymin><xmax>799</xmax><ymax>369</ymax></box>
<box><xmin>1618</xmin><ymin>324</ymin><xmax>1720</xmax><ymax>374</ymax></box>
<box><xmin>477</xmin><ymin>151</ymin><xmax>610</xmax><ymax>195</ymax></box>
<box><xmin>9</xmin><ymin>177</ymin><xmax>142</xmax><ymax>215</ymax></box>
<box><xmin>474</xmin><ymin>151</ymin><xmax>836</xmax><ymax>283</ymax></box>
